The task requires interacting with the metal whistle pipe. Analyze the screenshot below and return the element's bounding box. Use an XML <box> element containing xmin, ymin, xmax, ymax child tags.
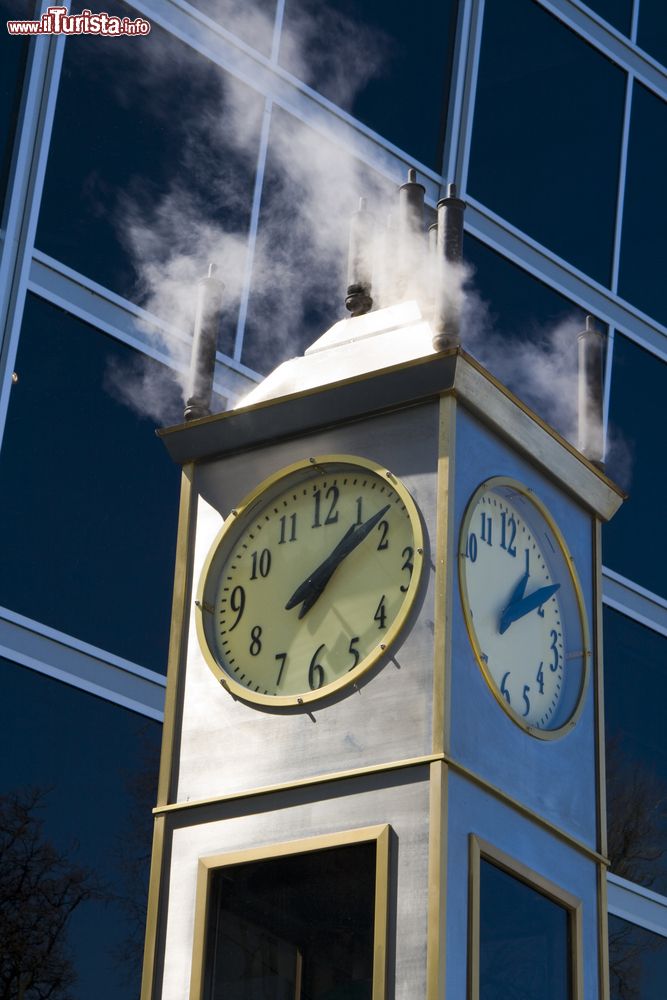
<box><xmin>184</xmin><ymin>263</ymin><xmax>224</xmax><ymax>422</ymax></box>
<box><xmin>577</xmin><ymin>314</ymin><xmax>605</xmax><ymax>469</ymax></box>
<box><xmin>433</xmin><ymin>182</ymin><xmax>466</xmax><ymax>351</ymax></box>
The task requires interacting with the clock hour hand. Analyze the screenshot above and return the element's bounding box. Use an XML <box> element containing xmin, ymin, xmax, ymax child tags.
<box><xmin>498</xmin><ymin>583</ymin><xmax>560</xmax><ymax>635</ymax></box>
<box><xmin>285</xmin><ymin>504</ymin><xmax>391</xmax><ymax>619</ymax></box>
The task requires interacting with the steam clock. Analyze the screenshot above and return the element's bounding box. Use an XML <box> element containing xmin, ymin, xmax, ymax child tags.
<box><xmin>140</xmin><ymin>298</ymin><xmax>623</xmax><ymax>999</ymax></box>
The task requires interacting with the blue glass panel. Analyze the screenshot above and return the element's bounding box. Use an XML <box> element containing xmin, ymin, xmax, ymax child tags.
<box><xmin>480</xmin><ymin>858</ymin><xmax>571</xmax><ymax>999</ymax></box>
<box><xmin>36</xmin><ymin>0</ymin><xmax>261</xmax><ymax>355</ymax></box>
<box><xmin>604</xmin><ymin>608</ymin><xmax>667</xmax><ymax>895</ymax></box>
<box><xmin>581</xmin><ymin>0</ymin><xmax>632</xmax><ymax>34</ymax></box>
<box><xmin>463</xmin><ymin>235</ymin><xmax>601</xmax><ymax>440</ymax></box>
<box><xmin>188</xmin><ymin>0</ymin><xmax>277</xmax><ymax>55</ymax></box>
<box><xmin>637</xmin><ymin>1</ymin><xmax>667</xmax><ymax>69</ymax></box>
<box><xmin>609</xmin><ymin>915</ymin><xmax>667</xmax><ymax>1000</ymax></box>
<box><xmin>469</xmin><ymin>0</ymin><xmax>625</xmax><ymax>285</ymax></box>
<box><xmin>0</xmin><ymin>0</ymin><xmax>32</xmax><ymax>222</ymax></box>
<box><xmin>279</xmin><ymin>0</ymin><xmax>458</xmax><ymax>169</ymax></box>
<box><xmin>241</xmin><ymin>106</ymin><xmax>395</xmax><ymax>375</ymax></box>
<box><xmin>618</xmin><ymin>83</ymin><xmax>667</xmax><ymax>328</ymax></box>
<box><xmin>603</xmin><ymin>334</ymin><xmax>667</xmax><ymax>597</ymax></box>
<box><xmin>0</xmin><ymin>659</ymin><xmax>160</xmax><ymax>1000</ymax></box>
<box><xmin>0</xmin><ymin>295</ymin><xmax>180</xmax><ymax>672</ymax></box>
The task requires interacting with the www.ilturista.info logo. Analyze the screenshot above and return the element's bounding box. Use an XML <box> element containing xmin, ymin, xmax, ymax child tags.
<box><xmin>7</xmin><ymin>6</ymin><xmax>151</xmax><ymax>35</ymax></box>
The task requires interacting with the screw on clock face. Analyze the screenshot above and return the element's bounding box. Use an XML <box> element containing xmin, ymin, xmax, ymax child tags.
<box><xmin>285</xmin><ymin>503</ymin><xmax>391</xmax><ymax>619</ymax></box>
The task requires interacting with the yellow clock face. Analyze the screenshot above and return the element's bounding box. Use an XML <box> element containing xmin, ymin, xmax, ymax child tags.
<box><xmin>197</xmin><ymin>455</ymin><xmax>424</xmax><ymax>706</ymax></box>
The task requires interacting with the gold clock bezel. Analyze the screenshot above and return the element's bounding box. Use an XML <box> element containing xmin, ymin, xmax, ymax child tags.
<box><xmin>196</xmin><ymin>454</ymin><xmax>425</xmax><ymax>707</ymax></box>
<box><xmin>458</xmin><ymin>477</ymin><xmax>590</xmax><ymax>740</ymax></box>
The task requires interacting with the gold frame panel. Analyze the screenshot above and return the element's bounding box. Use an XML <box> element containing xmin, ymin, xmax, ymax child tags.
<box><xmin>195</xmin><ymin>454</ymin><xmax>425</xmax><ymax>707</ymax></box>
<box><xmin>468</xmin><ymin>835</ymin><xmax>584</xmax><ymax>1000</ymax></box>
<box><xmin>189</xmin><ymin>824</ymin><xmax>391</xmax><ymax>1000</ymax></box>
<box><xmin>458</xmin><ymin>476</ymin><xmax>591</xmax><ymax>740</ymax></box>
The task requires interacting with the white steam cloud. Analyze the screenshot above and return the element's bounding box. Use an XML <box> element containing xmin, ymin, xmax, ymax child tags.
<box><xmin>102</xmin><ymin>0</ymin><xmax>627</xmax><ymax>482</ymax></box>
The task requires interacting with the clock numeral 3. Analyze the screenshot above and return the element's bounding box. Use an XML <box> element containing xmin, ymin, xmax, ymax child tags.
<box><xmin>400</xmin><ymin>546</ymin><xmax>414</xmax><ymax>592</ymax></box>
<box><xmin>549</xmin><ymin>630</ymin><xmax>559</xmax><ymax>671</ymax></box>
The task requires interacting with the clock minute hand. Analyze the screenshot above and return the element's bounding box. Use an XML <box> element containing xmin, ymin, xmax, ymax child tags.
<box><xmin>285</xmin><ymin>504</ymin><xmax>391</xmax><ymax>619</ymax></box>
<box><xmin>499</xmin><ymin>583</ymin><xmax>561</xmax><ymax>635</ymax></box>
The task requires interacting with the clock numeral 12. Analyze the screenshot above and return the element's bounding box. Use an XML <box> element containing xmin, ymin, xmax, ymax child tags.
<box><xmin>500</xmin><ymin>512</ymin><xmax>517</xmax><ymax>557</ymax></box>
<box><xmin>312</xmin><ymin>485</ymin><xmax>339</xmax><ymax>528</ymax></box>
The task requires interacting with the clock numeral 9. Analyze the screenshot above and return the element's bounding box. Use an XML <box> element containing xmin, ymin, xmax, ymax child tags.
<box><xmin>400</xmin><ymin>546</ymin><xmax>414</xmax><ymax>592</ymax></box>
<box><xmin>308</xmin><ymin>644</ymin><xmax>326</xmax><ymax>690</ymax></box>
<box><xmin>228</xmin><ymin>586</ymin><xmax>245</xmax><ymax>630</ymax></box>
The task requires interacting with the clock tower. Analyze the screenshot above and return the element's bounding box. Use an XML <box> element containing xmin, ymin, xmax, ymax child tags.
<box><xmin>140</xmin><ymin>297</ymin><xmax>623</xmax><ymax>999</ymax></box>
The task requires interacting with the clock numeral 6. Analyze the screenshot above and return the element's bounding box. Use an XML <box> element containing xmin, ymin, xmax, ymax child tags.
<box><xmin>500</xmin><ymin>671</ymin><xmax>511</xmax><ymax>705</ymax></box>
<box><xmin>308</xmin><ymin>644</ymin><xmax>326</xmax><ymax>690</ymax></box>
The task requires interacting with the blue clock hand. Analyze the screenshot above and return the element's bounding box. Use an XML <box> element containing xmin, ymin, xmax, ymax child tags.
<box><xmin>285</xmin><ymin>504</ymin><xmax>391</xmax><ymax>619</ymax></box>
<box><xmin>499</xmin><ymin>583</ymin><xmax>561</xmax><ymax>635</ymax></box>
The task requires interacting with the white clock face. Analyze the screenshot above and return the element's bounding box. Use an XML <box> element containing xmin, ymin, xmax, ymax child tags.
<box><xmin>197</xmin><ymin>456</ymin><xmax>424</xmax><ymax>706</ymax></box>
<box><xmin>459</xmin><ymin>479</ymin><xmax>588</xmax><ymax>736</ymax></box>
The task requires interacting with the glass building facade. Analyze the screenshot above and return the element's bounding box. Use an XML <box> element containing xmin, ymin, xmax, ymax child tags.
<box><xmin>0</xmin><ymin>0</ymin><xmax>665</xmax><ymax>996</ymax></box>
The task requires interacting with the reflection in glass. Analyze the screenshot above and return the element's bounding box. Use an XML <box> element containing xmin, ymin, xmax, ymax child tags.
<box><xmin>469</xmin><ymin>0</ymin><xmax>625</xmax><ymax>285</ymax></box>
<box><xmin>604</xmin><ymin>608</ymin><xmax>667</xmax><ymax>896</ymax></box>
<box><xmin>618</xmin><ymin>83</ymin><xmax>667</xmax><ymax>328</ymax></box>
<box><xmin>462</xmin><ymin>235</ymin><xmax>602</xmax><ymax>444</ymax></box>
<box><xmin>0</xmin><ymin>295</ymin><xmax>180</xmax><ymax>672</ymax></box>
<box><xmin>241</xmin><ymin>106</ymin><xmax>395</xmax><ymax>375</ymax></box>
<box><xmin>637</xmin><ymin>1</ymin><xmax>667</xmax><ymax>70</ymax></box>
<box><xmin>480</xmin><ymin>859</ymin><xmax>571</xmax><ymax>999</ymax></box>
<box><xmin>603</xmin><ymin>334</ymin><xmax>667</xmax><ymax>596</ymax></box>
<box><xmin>279</xmin><ymin>0</ymin><xmax>458</xmax><ymax>169</ymax></box>
<box><xmin>187</xmin><ymin>0</ymin><xmax>277</xmax><ymax>55</ymax></box>
<box><xmin>37</xmin><ymin>0</ymin><xmax>261</xmax><ymax>356</ymax></box>
<box><xmin>204</xmin><ymin>842</ymin><xmax>376</xmax><ymax>999</ymax></box>
<box><xmin>609</xmin><ymin>915</ymin><xmax>667</xmax><ymax>1000</ymax></box>
<box><xmin>0</xmin><ymin>659</ymin><xmax>161</xmax><ymax>1000</ymax></box>
<box><xmin>581</xmin><ymin>0</ymin><xmax>632</xmax><ymax>34</ymax></box>
<box><xmin>0</xmin><ymin>0</ymin><xmax>32</xmax><ymax>222</ymax></box>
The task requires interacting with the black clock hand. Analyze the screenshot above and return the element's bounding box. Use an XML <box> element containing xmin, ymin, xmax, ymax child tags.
<box><xmin>499</xmin><ymin>583</ymin><xmax>561</xmax><ymax>635</ymax></box>
<box><xmin>285</xmin><ymin>504</ymin><xmax>391</xmax><ymax>619</ymax></box>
